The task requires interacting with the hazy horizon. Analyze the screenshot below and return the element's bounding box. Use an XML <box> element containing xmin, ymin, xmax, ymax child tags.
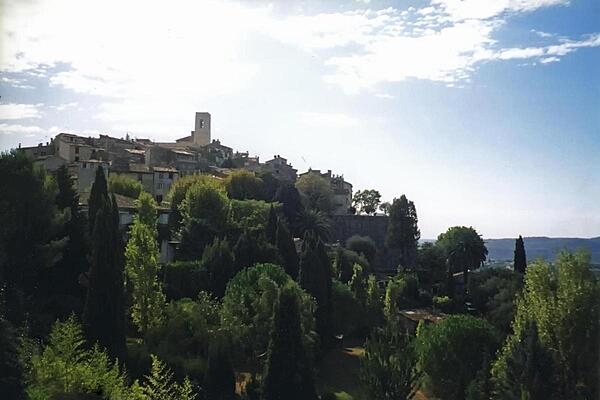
<box><xmin>1</xmin><ymin>0</ymin><xmax>599</xmax><ymax>239</ymax></box>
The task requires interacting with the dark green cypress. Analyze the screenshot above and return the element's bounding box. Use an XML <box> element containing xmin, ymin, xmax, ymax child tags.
<box><xmin>513</xmin><ymin>236</ymin><xmax>527</xmax><ymax>274</ymax></box>
<box><xmin>275</xmin><ymin>218</ymin><xmax>299</xmax><ymax>280</ymax></box>
<box><xmin>203</xmin><ymin>335</ymin><xmax>236</xmax><ymax>400</ymax></box>
<box><xmin>88</xmin><ymin>166</ymin><xmax>107</xmax><ymax>234</ymax></box>
<box><xmin>263</xmin><ymin>284</ymin><xmax>317</xmax><ymax>400</ymax></box>
<box><xmin>234</xmin><ymin>232</ymin><xmax>253</xmax><ymax>272</ymax></box>
<box><xmin>0</xmin><ymin>318</ymin><xmax>25</xmax><ymax>399</ymax></box>
<box><xmin>299</xmin><ymin>234</ymin><xmax>333</xmax><ymax>347</ymax></box>
<box><xmin>266</xmin><ymin>205</ymin><xmax>278</xmax><ymax>244</ymax></box>
<box><xmin>83</xmin><ymin>176</ymin><xmax>126</xmax><ymax>360</ymax></box>
<box><xmin>202</xmin><ymin>237</ymin><xmax>235</xmax><ymax>298</ymax></box>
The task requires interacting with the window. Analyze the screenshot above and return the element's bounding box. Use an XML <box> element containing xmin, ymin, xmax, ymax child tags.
<box><xmin>75</xmin><ymin>146</ymin><xmax>79</xmax><ymax>154</ymax></box>
<box><xmin>199</xmin><ymin>119</ymin><xmax>204</xmax><ymax>129</ymax></box>
<box><xmin>169</xmin><ymin>172</ymin><xmax>173</xmax><ymax>179</ymax></box>
<box><xmin>83</xmin><ymin>162</ymin><xmax>87</xmax><ymax>169</ymax></box>
<box><xmin>138</xmin><ymin>173</ymin><xmax>143</xmax><ymax>182</ymax></box>
<box><xmin>75</xmin><ymin>156</ymin><xmax>79</xmax><ymax>162</ymax></box>
<box><xmin>157</xmin><ymin>183</ymin><xmax>163</xmax><ymax>189</ymax></box>
<box><xmin>159</xmin><ymin>173</ymin><xmax>164</xmax><ymax>179</ymax></box>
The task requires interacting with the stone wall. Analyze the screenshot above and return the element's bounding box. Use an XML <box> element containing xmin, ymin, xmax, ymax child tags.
<box><xmin>330</xmin><ymin>215</ymin><xmax>400</xmax><ymax>272</ymax></box>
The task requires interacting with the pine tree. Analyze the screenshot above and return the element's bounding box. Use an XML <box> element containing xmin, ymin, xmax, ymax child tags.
<box><xmin>266</xmin><ymin>205</ymin><xmax>278</xmax><ymax>244</ymax></box>
<box><xmin>202</xmin><ymin>237</ymin><xmax>235</xmax><ymax>298</ymax></box>
<box><xmin>513</xmin><ymin>235</ymin><xmax>527</xmax><ymax>274</ymax></box>
<box><xmin>263</xmin><ymin>284</ymin><xmax>317</xmax><ymax>400</ymax></box>
<box><xmin>142</xmin><ymin>354</ymin><xmax>181</xmax><ymax>400</ymax></box>
<box><xmin>299</xmin><ymin>234</ymin><xmax>332</xmax><ymax>347</ymax></box>
<box><xmin>275</xmin><ymin>218</ymin><xmax>299</xmax><ymax>280</ymax></box>
<box><xmin>203</xmin><ymin>336</ymin><xmax>236</xmax><ymax>400</ymax></box>
<box><xmin>83</xmin><ymin>174</ymin><xmax>126</xmax><ymax>359</ymax></box>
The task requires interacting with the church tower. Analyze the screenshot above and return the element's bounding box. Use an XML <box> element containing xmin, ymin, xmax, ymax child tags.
<box><xmin>193</xmin><ymin>112</ymin><xmax>211</xmax><ymax>146</ymax></box>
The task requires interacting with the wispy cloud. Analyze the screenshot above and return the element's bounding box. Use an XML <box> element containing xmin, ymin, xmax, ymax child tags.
<box><xmin>0</xmin><ymin>103</ymin><xmax>43</xmax><ymax>120</ymax></box>
<box><xmin>0</xmin><ymin>123</ymin><xmax>44</xmax><ymax>135</ymax></box>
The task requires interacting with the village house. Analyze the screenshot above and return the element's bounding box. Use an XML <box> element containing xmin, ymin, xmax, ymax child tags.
<box><xmin>299</xmin><ymin>169</ymin><xmax>353</xmax><ymax>215</ymax></box>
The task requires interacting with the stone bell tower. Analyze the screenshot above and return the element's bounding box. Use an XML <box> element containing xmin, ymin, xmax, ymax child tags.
<box><xmin>193</xmin><ymin>112</ymin><xmax>211</xmax><ymax>146</ymax></box>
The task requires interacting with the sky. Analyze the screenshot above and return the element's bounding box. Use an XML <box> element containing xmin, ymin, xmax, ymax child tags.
<box><xmin>1</xmin><ymin>0</ymin><xmax>599</xmax><ymax>239</ymax></box>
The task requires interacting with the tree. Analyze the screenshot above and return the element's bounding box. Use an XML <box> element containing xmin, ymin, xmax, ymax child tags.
<box><xmin>83</xmin><ymin>172</ymin><xmax>126</xmax><ymax>359</ymax></box>
<box><xmin>346</xmin><ymin>235</ymin><xmax>377</xmax><ymax>264</ymax></box>
<box><xmin>417</xmin><ymin>242</ymin><xmax>446</xmax><ymax>290</ymax></box>
<box><xmin>48</xmin><ymin>165</ymin><xmax>89</xmax><ymax>320</ymax></box>
<box><xmin>265</xmin><ymin>205</ymin><xmax>278</xmax><ymax>244</ymax></box>
<box><xmin>386</xmin><ymin>195</ymin><xmax>420</xmax><ymax>269</ymax></box>
<box><xmin>166</xmin><ymin>174</ymin><xmax>223</xmax><ymax>232</ymax></box>
<box><xmin>361</xmin><ymin>325</ymin><xmax>421</xmax><ymax>400</ymax></box>
<box><xmin>142</xmin><ymin>354</ymin><xmax>197</xmax><ymax>400</ymax></box>
<box><xmin>513</xmin><ymin>235</ymin><xmax>526</xmax><ymax>274</ymax></box>
<box><xmin>295</xmin><ymin>172</ymin><xmax>334</xmax><ymax>213</ymax></box>
<box><xmin>178</xmin><ymin>181</ymin><xmax>229</xmax><ymax>260</ymax></box>
<box><xmin>273</xmin><ymin>183</ymin><xmax>304</xmax><ymax>233</ymax></box>
<box><xmin>108</xmin><ymin>174</ymin><xmax>144</xmax><ymax>199</ymax></box>
<box><xmin>379</xmin><ymin>202</ymin><xmax>391</xmax><ymax>216</ymax></box>
<box><xmin>299</xmin><ymin>235</ymin><xmax>333</xmax><ymax>347</ymax></box>
<box><xmin>203</xmin><ymin>336</ymin><xmax>236</xmax><ymax>400</ymax></box>
<box><xmin>437</xmin><ymin>226</ymin><xmax>487</xmax><ymax>286</ymax></box>
<box><xmin>125</xmin><ymin>196</ymin><xmax>165</xmax><ymax>334</ymax></box>
<box><xmin>221</xmin><ymin>264</ymin><xmax>315</xmax><ymax>359</ymax></box>
<box><xmin>225</xmin><ymin>170</ymin><xmax>265</xmax><ymax>200</ymax></box>
<box><xmin>297</xmin><ymin>208</ymin><xmax>330</xmax><ymax>242</ymax></box>
<box><xmin>417</xmin><ymin>315</ymin><xmax>499</xmax><ymax>400</ymax></box>
<box><xmin>352</xmin><ymin>189</ymin><xmax>381</xmax><ymax>215</ymax></box>
<box><xmin>262</xmin><ymin>284</ymin><xmax>317</xmax><ymax>400</ymax></box>
<box><xmin>0</xmin><ymin>318</ymin><xmax>25</xmax><ymax>399</ymax></box>
<box><xmin>88</xmin><ymin>166</ymin><xmax>108</xmax><ymax>234</ymax></box>
<box><xmin>491</xmin><ymin>252</ymin><xmax>599</xmax><ymax>399</ymax></box>
<box><xmin>275</xmin><ymin>218</ymin><xmax>299</xmax><ymax>280</ymax></box>
<box><xmin>0</xmin><ymin>151</ymin><xmax>64</xmax><ymax>331</ymax></box>
<box><xmin>201</xmin><ymin>237</ymin><xmax>235</xmax><ymax>298</ymax></box>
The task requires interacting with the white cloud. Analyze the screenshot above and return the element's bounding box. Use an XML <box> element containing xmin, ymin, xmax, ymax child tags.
<box><xmin>540</xmin><ymin>56</ymin><xmax>560</xmax><ymax>63</ymax></box>
<box><xmin>0</xmin><ymin>103</ymin><xmax>43</xmax><ymax>120</ymax></box>
<box><xmin>0</xmin><ymin>123</ymin><xmax>44</xmax><ymax>135</ymax></box>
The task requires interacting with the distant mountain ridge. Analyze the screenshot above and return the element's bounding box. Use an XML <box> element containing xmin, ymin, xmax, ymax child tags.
<box><xmin>484</xmin><ymin>237</ymin><xmax>600</xmax><ymax>263</ymax></box>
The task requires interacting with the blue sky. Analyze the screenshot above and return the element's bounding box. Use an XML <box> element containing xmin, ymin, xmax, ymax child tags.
<box><xmin>1</xmin><ymin>0</ymin><xmax>599</xmax><ymax>239</ymax></box>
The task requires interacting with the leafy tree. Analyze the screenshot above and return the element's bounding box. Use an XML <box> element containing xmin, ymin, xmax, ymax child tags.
<box><xmin>299</xmin><ymin>235</ymin><xmax>333</xmax><ymax>347</ymax></box>
<box><xmin>361</xmin><ymin>325</ymin><xmax>421</xmax><ymax>400</ymax></box>
<box><xmin>513</xmin><ymin>235</ymin><xmax>526</xmax><ymax>274</ymax></box>
<box><xmin>136</xmin><ymin>191</ymin><xmax>158</xmax><ymax>226</ymax></box>
<box><xmin>0</xmin><ymin>318</ymin><xmax>25</xmax><ymax>399</ymax></box>
<box><xmin>349</xmin><ymin>263</ymin><xmax>367</xmax><ymax>306</ymax></box>
<box><xmin>0</xmin><ymin>151</ymin><xmax>64</xmax><ymax>330</ymax></box>
<box><xmin>331</xmin><ymin>280</ymin><xmax>361</xmax><ymax>335</ymax></box>
<box><xmin>437</xmin><ymin>226</ymin><xmax>487</xmax><ymax>285</ymax></box>
<box><xmin>416</xmin><ymin>242</ymin><xmax>446</xmax><ymax>290</ymax></box>
<box><xmin>201</xmin><ymin>237</ymin><xmax>235</xmax><ymax>298</ymax></box>
<box><xmin>166</xmin><ymin>174</ymin><xmax>223</xmax><ymax>232</ymax></box>
<box><xmin>491</xmin><ymin>252</ymin><xmax>599</xmax><ymax>399</ymax></box>
<box><xmin>26</xmin><ymin>316</ymin><xmax>132</xmax><ymax>399</ymax></box>
<box><xmin>273</xmin><ymin>183</ymin><xmax>304</xmax><ymax>233</ymax></box>
<box><xmin>125</xmin><ymin>210</ymin><xmax>165</xmax><ymax>334</ymax></box>
<box><xmin>379</xmin><ymin>202</ymin><xmax>391</xmax><ymax>215</ymax></box>
<box><xmin>178</xmin><ymin>181</ymin><xmax>229</xmax><ymax>260</ymax></box>
<box><xmin>275</xmin><ymin>218</ymin><xmax>299</xmax><ymax>280</ymax></box>
<box><xmin>417</xmin><ymin>315</ymin><xmax>499</xmax><ymax>400</ymax></box>
<box><xmin>346</xmin><ymin>235</ymin><xmax>377</xmax><ymax>264</ymax></box>
<box><xmin>386</xmin><ymin>195</ymin><xmax>420</xmax><ymax>269</ymax></box>
<box><xmin>365</xmin><ymin>274</ymin><xmax>384</xmax><ymax>329</ymax></box>
<box><xmin>335</xmin><ymin>248</ymin><xmax>369</xmax><ymax>284</ymax></box>
<box><xmin>225</xmin><ymin>170</ymin><xmax>265</xmax><ymax>200</ymax></box>
<box><xmin>295</xmin><ymin>172</ymin><xmax>334</xmax><ymax>213</ymax></box>
<box><xmin>297</xmin><ymin>208</ymin><xmax>330</xmax><ymax>242</ymax></box>
<box><xmin>221</xmin><ymin>264</ymin><xmax>315</xmax><ymax>359</ymax></box>
<box><xmin>229</xmin><ymin>199</ymin><xmax>273</xmax><ymax>233</ymax></box>
<box><xmin>83</xmin><ymin>174</ymin><xmax>126</xmax><ymax>359</ymax></box>
<box><xmin>352</xmin><ymin>189</ymin><xmax>381</xmax><ymax>215</ymax></box>
<box><xmin>262</xmin><ymin>284</ymin><xmax>317</xmax><ymax>400</ymax></box>
<box><xmin>203</xmin><ymin>336</ymin><xmax>236</xmax><ymax>400</ymax></box>
<box><xmin>257</xmin><ymin>171</ymin><xmax>282</xmax><ymax>201</ymax></box>
<box><xmin>108</xmin><ymin>173</ymin><xmax>144</xmax><ymax>199</ymax></box>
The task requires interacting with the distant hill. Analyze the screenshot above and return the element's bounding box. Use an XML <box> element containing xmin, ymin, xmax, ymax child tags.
<box><xmin>484</xmin><ymin>237</ymin><xmax>600</xmax><ymax>263</ymax></box>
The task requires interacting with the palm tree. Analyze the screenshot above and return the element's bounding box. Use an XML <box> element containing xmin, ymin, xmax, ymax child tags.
<box><xmin>297</xmin><ymin>208</ymin><xmax>330</xmax><ymax>242</ymax></box>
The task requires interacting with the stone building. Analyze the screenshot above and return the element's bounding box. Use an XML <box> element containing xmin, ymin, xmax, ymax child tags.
<box><xmin>262</xmin><ymin>155</ymin><xmax>298</xmax><ymax>182</ymax></box>
<box><xmin>299</xmin><ymin>169</ymin><xmax>353</xmax><ymax>215</ymax></box>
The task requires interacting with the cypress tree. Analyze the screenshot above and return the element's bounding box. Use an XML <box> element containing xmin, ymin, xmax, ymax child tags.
<box><xmin>51</xmin><ymin>165</ymin><xmax>89</xmax><ymax>318</ymax></box>
<box><xmin>386</xmin><ymin>195</ymin><xmax>420</xmax><ymax>269</ymax></box>
<box><xmin>263</xmin><ymin>284</ymin><xmax>317</xmax><ymax>400</ymax></box>
<box><xmin>203</xmin><ymin>336</ymin><xmax>236</xmax><ymax>400</ymax></box>
<box><xmin>234</xmin><ymin>232</ymin><xmax>253</xmax><ymax>272</ymax></box>
<box><xmin>88</xmin><ymin>166</ymin><xmax>107</xmax><ymax>234</ymax></box>
<box><xmin>83</xmin><ymin>175</ymin><xmax>126</xmax><ymax>359</ymax></box>
<box><xmin>275</xmin><ymin>218</ymin><xmax>299</xmax><ymax>280</ymax></box>
<box><xmin>299</xmin><ymin>234</ymin><xmax>332</xmax><ymax>347</ymax></box>
<box><xmin>266</xmin><ymin>205</ymin><xmax>278</xmax><ymax>244</ymax></box>
<box><xmin>513</xmin><ymin>235</ymin><xmax>527</xmax><ymax>274</ymax></box>
<box><xmin>202</xmin><ymin>237</ymin><xmax>235</xmax><ymax>298</ymax></box>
